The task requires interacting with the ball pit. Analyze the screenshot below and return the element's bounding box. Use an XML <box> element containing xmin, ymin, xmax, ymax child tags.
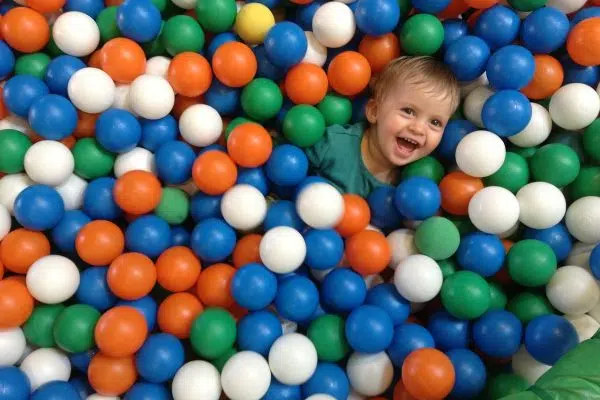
<box><xmin>1</xmin><ymin>0</ymin><xmax>600</xmax><ymax>399</ymax></box>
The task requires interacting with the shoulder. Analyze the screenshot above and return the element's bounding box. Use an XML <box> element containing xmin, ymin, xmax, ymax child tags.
<box><xmin>325</xmin><ymin>122</ymin><xmax>366</xmax><ymax>140</ymax></box>
<box><xmin>306</xmin><ymin>122</ymin><xmax>365</xmax><ymax>167</ymax></box>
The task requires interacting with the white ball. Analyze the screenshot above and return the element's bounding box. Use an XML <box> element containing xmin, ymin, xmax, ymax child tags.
<box><xmin>468</xmin><ymin>186</ymin><xmax>520</xmax><ymax>234</ymax></box>
<box><xmin>566</xmin><ymin>241</ymin><xmax>595</xmax><ymax>269</ymax></box>
<box><xmin>86</xmin><ymin>395</ymin><xmax>120</xmax><ymax>400</ymax></box>
<box><xmin>56</xmin><ymin>174</ymin><xmax>87</xmax><ymax>210</ymax></box>
<box><xmin>20</xmin><ymin>348</ymin><xmax>71</xmax><ymax>390</ymax></box>
<box><xmin>221</xmin><ymin>184</ymin><xmax>267</xmax><ymax>231</ymax></box>
<box><xmin>511</xmin><ymin>345</ymin><xmax>551</xmax><ymax>386</ymax></box>
<box><xmin>565</xmin><ymin>314</ymin><xmax>600</xmax><ymax>342</ymax></box>
<box><xmin>312</xmin><ymin>2</ymin><xmax>356</xmax><ymax>48</ymax></box>
<box><xmin>346</xmin><ymin>352</ymin><xmax>394</xmax><ymax>397</ymax></box>
<box><xmin>146</xmin><ymin>56</ymin><xmax>171</xmax><ymax>78</ymax></box>
<box><xmin>386</xmin><ymin>229</ymin><xmax>418</xmax><ymax>269</ymax></box>
<box><xmin>112</xmin><ymin>84</ymin><xmax>135</xmax><ymax>114</ymax></box>
<box><xmin>549</xmin><ymin>83</ymin><xmax>600</xmax><ymax>131</ymax></box>
<box><xmin>516</xmin><ymin>182</ymin><xmax>566</xmax><ymax>229</ymax></box>
<box><xmin>348</xmin><ymin>390</ymin><xmax>367</xmax><ymax>400</ymax></box>
<box><xmin>296</xmin><ymin>183</ymin><xmax>344</xmax><ymax>229</ymax></box>
<box><xmin>565</xmin><ymin>196</ymin><xmax>600</xmax><ymax>244</ymax></box>
<box><xmin>546</xmin><ymin>0</ymin><xmax>586</xmax><ymax>14</ymax></box>
<box><xmin>68</xmin><ymin>68</ymin><xmax>116</xmax><ymax>114</ymax></box>
<box><xmin>305</xmin><ymin>396</ymin><xmax>336</xmax><ymax>400</ymax></box>
<box><xmin>546</xmin><ymin>265</ymin><xmax>600</xmax><ymax>316</ymax></box>
<box><xmin>393</xmin><ymin>254</ymin><xmax>443</xmax><ymax>303</ymax></box>
<box><xmin>129</xmin><ymin>75</ymin><xmax>175</xmax><ymax>120</ymax></box>
<box><xmin>0</xmin><ymin>203</ymin><xmax>10</xmax><ymax>241</ymax></box>
<box><xmin>268</xmin><ymin>333</ymin><xmax>318</xmax><ymax>385</ymax></box>
<box><xmin>27</xmin><ymin>255</ymin><xmax>80</xmax><ymax>304</ymax></box>
<box><xmin>509</xmin><ymin>103</ymin><xmax>552</xmax><ymax>147</ymax></box>
<box><xmin>172</xmin><ymin>361</ymin><xmax>222</xmax><ymax>400</ymax></box>
<box><xmin>498</xmin><ymin>220</ymin><xmax>520</xmax><ymax>239</ymax></box>
<box><xmin>171</xmin><ymin>0</ymin><xmax>196</xmax><ymax>8</ymax></box>
<box><xmin>0</xmin><ymin>113</ymin><xmax>30</xmax><ymax>133</ymax></box>
<box><xmin>179</xmin><ymin>104</ymin><xmax>223</xmax><ymax>147</ymax></box>
<box><xmin>0</xmin><ymin>174</ymin><xmax>33</xmax><ymax>214</ymax></box>
<box><xmin>221</xmin><ymin>351</ymin><xmax>271</xmax><ymax>400</ymax></box>
<box><xmin>302</xmin><ymin>31</ymin><xmax>327</xmax><ymax>66</ymax></box>
<box><xmin>587</xmin><ymin>300</ymin><xmax>600</xmax><ymax>324</ymax></box>
<box><xmin>260</xmin><ymin>226</ymin><xmax>307</xmax><ymax>274</ymax></box>
<box><xmin>52</xmin><ymin>12</ymin><xmax>100</xmax><ymax>57</ymax></box>
<box><xmin>114</xmin><ymin>147</ymin><xmax>156</xmax><ymax>177</ymax></box>
<box><xmin>455</xmin><ymin>130</ymin><xmax>506</xmax><ymax>177</ymax></box>
<box><xmin>0</xmin><ymin>328</ymin><xmax>26</xmax><ymax>366</ymax></box>
<box><xmin>364</xmin><ymin>274</ymin><xmax>384</xmax><ymax>289</ymax></box>
<box><xmin>463</xmin><ymin>86</ymin><xmax>494</xmax><ymax>127</ymax></box>
<box><xmin>24</xmin><ymin>140</ymin><xmax>74</xmax><ymax>186</ymax></box>
<box><xmin>460</xmin><ymin>72</ymin><xmax>489</xmax><ymax>99</ymax></box>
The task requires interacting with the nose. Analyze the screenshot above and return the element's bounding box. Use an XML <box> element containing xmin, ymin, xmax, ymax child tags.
<box><xmin>409</xmin><ymin>119</ymin><xmax>426</xmax><ymax>136</ymax></box>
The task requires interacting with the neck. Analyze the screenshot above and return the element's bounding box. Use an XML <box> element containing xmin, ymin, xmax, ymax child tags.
<box><xmin>362</xmin><ymin>127</ymin><xmax>398</xmax><ymax>185</ymax></box>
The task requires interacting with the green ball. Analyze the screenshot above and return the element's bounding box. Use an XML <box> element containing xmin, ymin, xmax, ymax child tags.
<box><xmin>151</xmin><ymin>0</ymin><xmax>167</xmax><ymax>11</ymax></box>
<box><xmin>488</xmin><ymin>281</ymin><xmax>507</xmax><ymax>311</ymax></box>
<box><xmin>155</xmin><ymin>188</ymin><xmax>189</xmax><ymax>225</ymax></box>
<box><xmin>508</xmin><ymin>0</ymin><xmax>548</xmax><ymax>11</ymax></box>
<box><xmin>441</xmin><ymin>271</ymin><xmax>491</xmax><ymax>320</ymax></box>
<box><xmin>507</xmin><ymin>292</ymin><xmax>554</xmax><ymax>324</ymax></box>
<box><xmin>96</xmin><ymin>7</ymin><xmax>121</xmax><ymax>43</ymax></box>
<box><xmin>486</xmin><ymin>373</ymin><xmax>529</xmax><ymax>399</ymax></box>
<box><xmin>438</xmin><ymin>259</ymin><xmax>456</xmax><ymax>279</ymax></box>
<box><xmin>0</xmin><ymin>129</ymin><xmax>32</xmax><ymax>174</ymax></box>
<box><xmin>45</xmin><ymin>36</ymin><xmax>65</xmax><ymax>58</ymax></box>
<box><xmin>190</xmin><ymin>308</ymin><xmax>236</xmax><ymax>360</ymax></box>
<box><xmin>23</xmin><ymin>305</ymin><xmax>66</xmax><ymax>348</ymax></box>
<box><xmin>547</xmin><ymin>130</ymin><xmax>585</xmax><ymax>163</ymax></box>
<box><xmin>484</xmin><ymin>152</ymin><xmax>530</xmax><ymax>194</ymax></box>
<box><xmin>398</xmin><ymin>0</ymin><xmax>412</xmax><ymax>16</ymax></box>
<box><xmin>583</xmin><ymin>119</ymin><xmax>600</xmax><ymax>163</ymax></box>
<box><xmin>401</xmin><ymin>156</ymin><xmax>445</xmax><ymax>184</ymax></box>
<box><xmin>530</xmin><ymin>143</ymin><xmax>581</xmax><ymax>187</ymax></box>
<box><xmin>162</xmin><ymin>15</ymin><xmax>205</xmax><ymax>55</ymax></box>
<box><xmin>196</xmin><ymin>0</ymin><xmax>237</xmax><ymax>33</ymax></box>
<box><xmin>53</xmin><ymin>304</ymin><xmax>101</xmax><ymax>353</ymax></box>
<box><xmin>507</xmin><ymin>239</ymin><xmax>557</xmax><ymax>287</ymax></box>
<box><xmin>241</xmin><ymin>78</ymin><xmax>283</xmax><ymax>121</ymax></box>
<box><xmin>511</xmin><ymin>146</ymin><xmax>538</xmax><ymax>160</ymax></box>
<box><xmin>212</xmin><ymin>347</ymin><xmax>237</xmax><ymax>372</ymax></box>
<box><xmin>307</xmin><ymin>314</ymin><xmax>349</xmax><ymax>362</ymax></box>
<box><xmin>447</xmin><ymin>215</ymin><xmax>477</xmax><ymax>237</ymax></box>
<box><xmin>15</xmin><ymin>53</ymin><xmax>51</xmax><ymax>79</ymax></box>
<box><xmin>400</xmin><ymin>14</ymin><xmax>444</xmax><ymax>56</ymax></box>
<box><xmin>143</xmin><ymin>25</ymin><xmax>167</xmax><ymax>57</ymax></box>
<box><xmin>283</xmin><ymin>104</ymin><xmax>326</xmax><ymax>148</ymax></box>
<box><xmin>569</xmin><ymin>166</ymin><xmax>600</xmax><ymax>201</ymax></box>
<box><xmin>225</xmin><ymin>117</ymin><xmax>254</xmax><ymax>140</ymax></box>
<box><xmin>414</xmin><ymin>217</ymin><xmax>460</xmax><ymax>260</ymax></box>
<box><xmin>72</xmin><ymin>138</ymin><xmax>116</xmax><ymax>180</ymax></box>
<box><xmin>317</xmin><ymin>94</ymin><xmax>352</xmax><ymax>126</ymax></box>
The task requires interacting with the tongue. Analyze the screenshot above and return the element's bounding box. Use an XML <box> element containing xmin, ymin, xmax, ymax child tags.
<box><xmin>397</xmin><ymin>138</ymin><xmax>418</xmax><ymax>153</ymax></box>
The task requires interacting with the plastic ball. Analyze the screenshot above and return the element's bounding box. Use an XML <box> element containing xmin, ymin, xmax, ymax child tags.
<box><xmin>264</xmin><ymin>22</ymin><xmax>307</xmax><ymax>69</ymax></box>
<box><xmin>0</xmin><ymin>328</ymin><xmax>27</xmax><ymax>366</ymax></box>
<box><xmin>68</xmin><ymin>68</ymin><xmax>115</xmax><ymax>114</ymax></box>
<box><xmin>222</xmin><ymin>351</ymin><xmax>271</xmax><ymax>400</ymax></box>
<box><xmin>302</xmin><ymin>363</ymin><xmax>349</xmax><ymax>400</ymax></box>
<box><xmin>234</xmin><ymin>3</ymin><xmax>275</xmax><ymax>45</ymax></box>
<box><xmin>127</xmin><ymin>75</ymin><xmax>175</xmax><ymax>119</ymax></box>
<box><xmin>135</xmin><ymin>333</ymin><xmax>184</xmax><ymax>384</ymax></box>
<box><xmin>1</xmin><ymin>7</ymin><xmax>50</xmax><ymax>54</ymax></box>
<box><xmin>427</xmin><ymin>311</ymin><xmax>470</xmax><ymax>351</ymax></box>
<box><xmin>303</xmin><ymin>229</ymin><xmax>343</xmax><ymax>271</ymax></box>
<box><xmin>365</xmin><ymin>283</ymin><xmax>410</xmax><ymax>326</ymax></box>
<box><xmin>444</xmin><ymin>36</ymin><xmax>490</xmax><ymax>82</ymax></box>
<box><xmin>171</xmin><ymin>361</ymin><xmax>221</xmax><ymax>400</ymax></box>
<box><xmin>486</xmin><ymin>45</ymin><xmax>535</xmax><ymax>90</ymax></box>
<box><xmin>567</xmin><ymin>16</ymin><xmax>600</xmax><ymax>67</ymax></box>
<box><xmin>275</xmin><ymin>274</ymin><xmax>319</xmax><ymax>322</ymax></box>
<box><xmin>473</xmin><ymin>310</ymin><xmax>522</xmax><ymax>358</ymax></box>
<box><xmin>327</xmin><ymin>51</ymin><xmax>371</xmax><ymax>97</ymax></box>
<box><xmin>0</xmin><ymin>366</ymin><xmax>30</xmax><ymax>400</ymax></box>
<box><xmin>511</xmin><ymin>345</ymin><xmax>551</xmax><ymax>386</ymax></box>
<box><xmin>52</xmin><ymin>11</ymin><xmax>99</xmax><ymax>57</ymax></box>
<box><xmin>295</xmin><ymin>182</ymin><xmax>344</xmax><ymax>229</ymax></box>
<box><xmin>400</xmin><ymin>14</ymin><xmax>444</xmax><ymax>56</ymax></box>
<box><xmin>76</xmin><ymin>267</ymin><xmax>117</xmax><ymax>311</ymax></box>
<box><xmin>24</xmin><ymin>140</ymin><xmax>73</xmax><ymax>186</ymax></box>
<box><xmin>457</xmin><ymin>232</ymin><xmax>505</xmax><ymax>277</ymax></box>
<box><xmin>179</xmin><ymin>104</ymin><xmax>222</xmax><ymax>147</ymax></box>
<box><xmin>303</xmin><ymin>32</ymin><xmax>328</xmax><ymax>67</ymax></box>
<box><xmin>116</xmin><ymin>0</ymin><xmax>162</xmax><ymax>43</ymax></box>
<box><xmin>474</xmin><ymin>5</ymin><xmax>520</xmax><ymax>50</ymax></box>
<box><xmin>345</xmin><ymin>305</ymin><xmax>394</xmax><ymax>354</ymax></box>
<box><xmin>312</xmin><ymin>2</ymin><xmax>356</xmax><ymax>48</ymax></box>
<box><xmin>463</xmin><ymin>86</ymin><xmax>494</xmax><ymax>128</ymax></box>
<box><xmin>446</xmin><ymin>349</ymin><xmax>487</xmax><ymax>399</ymax></box>
<box><xmin>26</xmin><ymin>255</ymin><xmax>79</xmax><ymax>304</ymax></box>
<box><xmin>549</xmin><ymin>83</ymin><xmax>600</xmax><ymax>131</ymax></box>
<box><xmin>393</xmin><ymin>254</ymin><xmax>443</xmax><ymax>303</ymax></box>
<box><xmin>282</xmin><ymin>104</ymin><xmax>326</xmax><ymax>148</ymax></box>
<box><xmin>441</xmin><ymin>271</ymin><xmax>491</xmax><ymax>320</ymax></box>
<box><xmin>525</xmin><ymin>314</ymin><xmax>578</xmax><ymax>365</ymax></box>
<box><xmin>94</xmin><ymin>306</ymin><xmax>148</xmax><ymax>357</ymax></box>
<box><xmin>238</xmin><ymin>310</ymin><xmax>283</xmax><ymax>356</ymax></box>
<box><xmin>14</xmin><ymin>184</ymin><xmax>64</xmax><ymax>231</ymax></box>
<box><xmin>565</xmin><ymin>196</ymin><xmax>600</xmax><ymax>244</ymax></box>
<box><xmin>191</xmin><ymin>218</ymin><xmax>236</xmax><ymax>263</ymax></box>
<box><xmin>3</xmin><ymin>75</ymin><xmax>50</xmax><ymax>118</ymax></box>
<box><xmin>354</xmin><ymin>0</ymin><xmax>400</xmax><ymax>36</ymax></box>
<box><xmin>265</xmin><ymin>144</ymin><xmax>309</xmax><ymax>187</ymax></box>
<box><xmin>154</xmin><ymin>141</ymin><xmax>195</xmax><ymax>185</ymax></box>
<box><xmin>346</xmin><ymin>352</ymin><xmax>393</xmax><ymax>397</ymax></box>
<box><xmin>126</xmin><ymin>383</ymin><xmax>170</xmax><ymax>400</ymax></box>
<box><xmin>118</xmin><ymin>295</ymin><xmax>157</xmax><ymax>332</ymax></box>
<box><xmin>28</xmin><ymin>94</ymin><xmax>78</xmax><ymax>140</ymax></box>
<box><xmin>221</xmin><ymin>184</ymin><xmax>267</xmax><ymax>231</ymax></box>
<box><xmin>269</xmin><ymin>333</ymin><xmax>318</xmax><ymax>385</ymax></box>
<box><xmin>108</xmin><ymin>252</ymin><xmax>157</xmax><ymax>300</ymax></box>
<box><xmin>95</xmin><ymin>109</ymin><xmax>141</xmax><ymax>153</ymax></box>
<box><xmin>0</xmin><ymin>41</ymin><xmax>15</xmax><ymax>80</ymax></box>
<box><xmin>508</xmin><ymin>102</ymin><xmax>552</xmax><ymax>147</ymax></box>
<box><xmin>394</xmin><ymin>177</ymin><xmax>441</xmax><ymax>220</ymax></box>
<box><xmin>546</xmin><ymin>265</ymin><xmax>600</xmax><ymax>315</ymax></box>
<box><xmin>516</xmin><ymin>182</ymin><xmax>566</xmax><ymax>230</ymax></box>
<box><xmin>520</xmin><ymin>6</ymin><xmax>569</xmax><ymax>55</ymax></box>
<box><xmin>468</xmin><ymin>186</ymin><xmax>520</xmax><ymax>234</ymax></box>
<box><xmin>20</xmin><ymin>348</ymin><xmax>71</xmax><ymax>391</ymax></box>
<box><xmin>387</xmin><ymin>323</ymin><xmax>435</xmax><ymax>367</ymax></box>
<box><xmin>455</xmin><ymin>130</ymin><xmax>506</xmax><ymax>177</ymax></box>
<box><xmin>482</xmin><ymin>90</ymin><xmax>532</xmax><ymax>137</ymax></box>
<box><xmin>402</xmin><ymin>348</ymin><xmax>455</xmax><ymax>400</ymax></box>
<box><xmin>114</xmin><ymin>170</ymin><xmax>162</xmax><ymax>215</ymax></box>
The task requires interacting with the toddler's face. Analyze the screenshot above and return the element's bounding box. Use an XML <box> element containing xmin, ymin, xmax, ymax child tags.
<box><xmin>366</xmin><ymin>80</ymin><xmax>454</xmax><ymax>167</ymax></box>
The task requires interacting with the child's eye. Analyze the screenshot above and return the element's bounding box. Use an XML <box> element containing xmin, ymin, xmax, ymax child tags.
<box><xmin>402</xmin><ymin>108</ymin><xmax>415</xmax><ymax>116</ymax></box>
<box><xmin>431</xmin><ymin>119</ymin><xmax>443</xmax><ymax>127</ymax></box>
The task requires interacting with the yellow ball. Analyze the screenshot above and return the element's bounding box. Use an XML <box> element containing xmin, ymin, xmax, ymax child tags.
<box><xmin>234</xmin><ymin>3</ymin><xmax>276</xmax><ymax>45</ymax></box>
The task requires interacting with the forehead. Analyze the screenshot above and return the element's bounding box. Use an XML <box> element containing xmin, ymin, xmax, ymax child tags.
<box><xmin>383</xmin><ymin>78</ymin><xmax>455</xmax><ymax>116</ymax></box>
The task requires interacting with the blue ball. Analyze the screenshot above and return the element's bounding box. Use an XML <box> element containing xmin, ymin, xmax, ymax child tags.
<box><xmin>118</xmin><ymin>295</ymin><xmax>158</xmax><ymax>331</ymax></box>
<box><xmin>51</xmin><ymin>210</ymin><xmax>91</xmax><ymax>253</ymax></box>
<box><xmin>265</xmin><ymin>144</ymin><xmax>309</xmax><ymax>187</ymax></box>
<box><xmin>136</xmin><ymin>333</ymin><xmax>185</xmax><ymax>383</ymax></box>
<box><xmin>387</xmin><ymin>323</ymin><xmax>435</xmax><ymax>366</ymax></box>
<box><xmin>264</xmin><ymin>200</ymin><xmax>304</xmax><ymax>231</ymax></box>
<box><xmin>28</xmin><ymin>94</ymin><xmax>78</xmax><ymax>140</ymax></box>
<box><xmin>394</xmin><ymin>177</ymin><xmax>441</xmax><ymax>220</ymax></box>
<box><xmin>125</xmin><ymin>215</ymin><xmax>172</xmax><ymax>259</ymax></box>
<box><xmin>155</xmin><ymin>140</ymin><xmax>195</xmax><ymax>184</ymax></box>
<box><xmin>447</xmin><ymin>349</ymin><xmax>487</xmax><ymax>399</ymax></box>
<box><xmin>365</xmin><ymin>283</ymin><xmax>410</xmax><ymax>326</ymax></box>
<box><xmin>44</xmin><ymin>55</ymin><xmax>86</xmax><ymax>96</ymax></box>
<box><xmin>125</xmin><ymin>383</ymin><xmax>171</xmax><ymax>400</ymax></box>
<box><xmin>69</xmin><ymin>348</ymin><xmax>96</xmax><ymax>373</ymax></box>
<box><xmin>237</xmin><ymin>167</ymin><xmax>271</xmax><ymax>196</ymax></box>
<box><xmin>591</xmin><ymin>243</ymin><xmax>600</xmax><ymax>280</ymax></box>
<box><xmin>473</xmin><ymin>310</ymin><xmax>522</xmax><ymax>358</ymax></box>
<box><xmin>231</xmin><ymin>263</ymin><xmax>278</xmax><ymax>310</ymax></box>
<box><xmin>351</xmin><ymin>95</ymin><xmax>368</xmax><ymax>124</ymax></box>
<box><xmin>525</xmin><ymin>314</ymin><xmax>578</xmax><ymax>365</ymax></box>
<box><xmin>302</xmin><ymin>363</ymin><xmax>350</xmax><ymax>400</ymax></box>
<box><xmin>238</xmin><ymin>310</ymin><xmax>283</xmax><ymax>355</ymax></box>
<box><xmin>367</xmin><ymin>185</ymin><xmax>402</xmax><ymax>231</ymax></box>
<box><xmin>116</xmin><ymin>0</ymin><xmax>162</xmax><ymax>43</ymax></box>
<box><xmin>3</xmin><ymin>75</ymin><xmax>50</xmax><ymax>118</ymax></box>
<box><xmin>412</xmin><ymin>0</ymin><xmax>450</xmax><ymax>13</ymax></box>
<box><xmin>76</xmin><ymin>267</ymin><xmax>117</xmax><ymax>311</ymax></box>
<box><xmin>437</xmin><ymin>119</ymin><xmax>477</xmax><ymax>161</ymax></box>
<box><xmin>444</xmin><ymin>36</ymin><xmax>491</xmax><ymax>82</ymax></box>
<box><xmin>442</xmin><ymin>19</ymin><xmax>469</xmax><ymax>51</ymax></box>
<box><xmin>264</xmin><ymin>22</ymin><xmax>308</xmax><ymax>69</ymax></box>
<box><xmin>14</xmin><ymin>184</ymin><xmax>65</xmax><ymax>231</ymax></box>
<box><xmin>31</xmin><ymin>381</ymin><xmax>79</xmax><ymax>400</ymax></box>
<box><xmin>474</xmin><ymin>5</ymin><xmax>520</xmax><ymax>50</ymax></box>
<box><xmin>204</xmin><ymin>79</ymin><xmax>240</xmax><ymax>116</ymax></box>
<box><xmin>83</xmin><ymin>177</ymin><xmax>123</xmax><ymax>220</ymax></box>
<box><xmin>427</xmin><ymin>310</ymin><xmax>470</xmax><ymax>350</ymax></box>
<box><xmin>571</xmin><ymin>6</ymin><xmax>600</xmax><ymax>27</ymax></box>
<box><xmin>354</xmin><ymin>0</ymin><xmax>401</xmax><ymax>35</ymax></box>
<box><xmin>0</xmin><ymin>41</ymin><xmax>15</xmax><ymax>80</ymax></box>
<box><xmin>68</xmin><ymin>376</ymin><xmax>92</xmax><ymax>399</ymax></box>
<box><xmin>263</xmin><ymin>379</ymin><xmax>302</xmax><ymax>400</ymax></box>
<box><xmin>457</xmin><ymin>232</ymin><xmax>505</xmax><ymax>277</ymax></box>
<box><xmin>346</xmin><ymin>305</ymin><xmax>394</xmax><ymax>353</ymax></box>
<box><xmin>190</xmin><ymin>192</ymin><xmax>222</xmax><ymax>222</ymax></box>
<box><xmin>207</xmin><ymin>33</ymin><xmax>238</xmax><ymax>60</ymax></box>
<box><xmin>295</xmin><ymin>1</ymin><xmax>322</xmax><ymax>31</ymax></box>
<box><xmin>140</xmin><ymin>115</ymin><xmax>179</xmax><ymax>152</ymax></box>
<box><xmin>520</xmin><ymin>6</ymin><xmax>569</xmax><ymax>54</ymax></box>
<box><xmin>248</xmin><ymin>0</ymin><xmax>280</xmax><ymax>8</ymax></box>
<box><xmin>275</xmin><ymin>275</ymin><xmax>319</xmax><ymax>322</ymax></box>
<box><xmin>0</xmin><ymin>366</ymin><xmax>31</xmax><ymax>400</ymax></box>
<box><xmin>304</xmin><ymin>229</ymin><xmax>344</xmax><ymax>271</ymax></box>
<box><xmin>190</xmin><ymin>218</ymin><xmax>236</xmax><ymax>262</ymax></box>
<box><xmin>64</xmin><ymin>0</ymin><xmax>104</xmax><ymax>18</ymax></box>
<box><xmin>171</xmin><ymin>225</ymin><xmax>190</xmax><ymax>247</ymax></box>
<box><xmin>486</xmin><ymin>45</ymin><xmax>535</xmax><ymax>91</ymax></box>
<box><xmin>482</xmin><ymin>90</ymin><xmax>532</xmax><ymax>137</ymax></box>
<box><xmin>254</xmin><ymin>44</ymin><xmax>287</xmax><ymax>81</ymax></box>
<box><xmin>523</xmin><ymin>223</ymin><xmax>573</xmax><ymax>262</ymax></box>
<box><xmin>562</xmin><ymin>56</ymin><xmax>600</xmax><ymax>87</ymax></box>
<box><xmin>321</xmin><ymin>268</ymin><xmax>367</xmax><ymax>313</ymax></box>
<box><xmin>96</xmin><ymin>109</ymin><xmax>142</xmax><ymax>153</ymax></box>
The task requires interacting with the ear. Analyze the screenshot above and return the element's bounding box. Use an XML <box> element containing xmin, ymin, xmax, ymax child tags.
<box><xmin>365</xmin><ymin>98</ymin><xmax>378</xmax><ymax>124</ymax></box>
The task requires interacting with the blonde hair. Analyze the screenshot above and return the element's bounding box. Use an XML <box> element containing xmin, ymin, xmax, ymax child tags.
<box><xmin>370</xmin><ymin>56</ymin><xmax>461</xmax><ymax>113</ymax></box>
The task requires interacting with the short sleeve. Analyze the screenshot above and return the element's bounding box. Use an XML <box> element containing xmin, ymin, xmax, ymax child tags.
<box><xmin>305</xmin><ymin>130</ymin><xmax>331</xmax><ymax>172</ymax></box>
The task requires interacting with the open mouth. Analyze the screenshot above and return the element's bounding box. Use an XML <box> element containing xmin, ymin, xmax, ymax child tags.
<box><xmin>395</xmin><ymin>137</ymin><xmax>420</xmax><ymax>155</ymax></box>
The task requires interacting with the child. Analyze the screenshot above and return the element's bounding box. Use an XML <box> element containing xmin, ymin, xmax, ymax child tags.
<box><xmin>306</xmin><ymin>56</ymin><xmax>461</xmax><ymax>198</ymax></box>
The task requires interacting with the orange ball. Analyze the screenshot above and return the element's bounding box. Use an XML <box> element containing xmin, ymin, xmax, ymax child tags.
<box><xmin>157</xmin><ymin>292</ymin><xmax>203</xmax><ymax>339</ymax></box>
<box><xmin>227</xmin><ymin>123</ymin><xmax>273</xmax><ymax>168</ymax></box>
<box><xmin>359</xmin><ymin>33</ymin><xmax>401</xmax><ymax>74</ymax></box>
<box><xmin>402</xmin><ymin>348</ymin><xmax>455</xmax><ymax>400</ymax></box>
<box><xmin>0</xmin><ymin>7</ymin><xmax>49</xmax><ymax>53</ymax></box>
<box><xmin>567</xmin><ymin>17</ymin><xmax>600</xmax><ymax>67</ymax></box>
<box><xmin>335</xmin><ymin>194</ymin><xmax>371</xmax><ymax>238</ymax></box>
<box><xmin>76</xmin><ymin>220</ymin><xmax>125</xmax><ymax>266</ymax></box>
<box><xmin>439</xmin><ymin>172</ymin><xmax>484</xmax><ymax>216</ymax></box>
<box><xmin>26</xmin><ymin>0</ymin><xmax>66</xmax><ymax>13</ymax></box>
<box><xmin>101</xmin><ymin>38</ymin><xmax>146</xmax><ymax>83</ymax></box>
<box><xmin>437</xmin><ymin>0</ymin><xmax>470</xmax><ymax>19</ymax></box>
<box><xmin>88</xmin><ymin>353</ymin><xmax>137</xmax><ymax>396</ymax></box>
<box><xmin>156</xmin><ymin>246</ymin><xmax>202</xmax><ymax>292</ymax></box>
<box><xmin>0</xmin><ymin>280</ymin><xmax>34</xmax><ymax>329</ymax></box>
<box><xmin>0</xmin><ymin>259</ymin><xmax>4</xmax><ymax>280</ymax></box>
<box><xmin>521</xmin><ymin>55</ymin><xmax>564</xmax><ymax>100</ymax></box>
<box><xmin>113</xmin><ymin>170</ymin><xmax>162</xmax><ymax>215</ymax></box>
<box><xmin>74</xmin><ymin>111</ymin><xmax>98</xmax><ymax>138</ymax></box>
<box><xmin>107</xmin><ymin>253</ymin><xmax>157</xmax><ymax>300</ymax></box>
<box><xmin>393</xmin><ymin>380</ymin><xmax>418</xmax><ymax>400</ymax></box>
<box><xmin>172</xmin><ymin>94</ymin><xmax>203</xmax><ymax>119</ymax></box>
<box><xmin>167</xmin><ymin>52</ymin><xmax>213</xmax><ymax>97</ymax></box>
<box><xmin>196</xmin><ymin>263</ymin><xmax>236</xmax><ymax>308</ymax></box>
<box><xmin>328</xmin><ymin>51</ymin><xmax>372</xmax><ymax>96</ymax></box>
<box><xmin>464</xmin><ymin>0</ymin><xmax>497</xmax><ymax>8</ymax></box>
<box><xmin>0</xmin><ymin>87</ymin><xmax>8</xmax><ymax>120</ymax></box>
<box><xmin>0</xmin><ymin>228</ymin><xmax>51</xmax><ymax>274</ymax></box>
<box><xmin>212</xmin><ymin>41</ymin><xmax>257</xmax><ymax>87</ymax></box>
<box><xmin>232</xmin><ymin>234</ymin><xmax>262</xmax><ymax>268</ymax></box>
<box><xmin>95</xmin><ymin>306</ymin><xmax>148</xmax><ymax>357</ymax></box>
<box><xmin>192</xmin><ymin>150</ymin><xmax>238</xmax><ymax>195</ymax></box>
<box><xmin>345</xmin><ymin>230</ymin><xmax>391</xmax><ymax>276</ymax></box>
<box><xmin>284</xmin><ymin>63</ymin><xmax>329</xmax><ymax>105</ymax></box>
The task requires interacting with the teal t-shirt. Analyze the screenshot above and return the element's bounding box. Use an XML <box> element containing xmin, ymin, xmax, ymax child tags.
<box><xmin>305</xmin><ymin>122</ymin><xmax>388</xmax><ymax>198</ymax></box>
